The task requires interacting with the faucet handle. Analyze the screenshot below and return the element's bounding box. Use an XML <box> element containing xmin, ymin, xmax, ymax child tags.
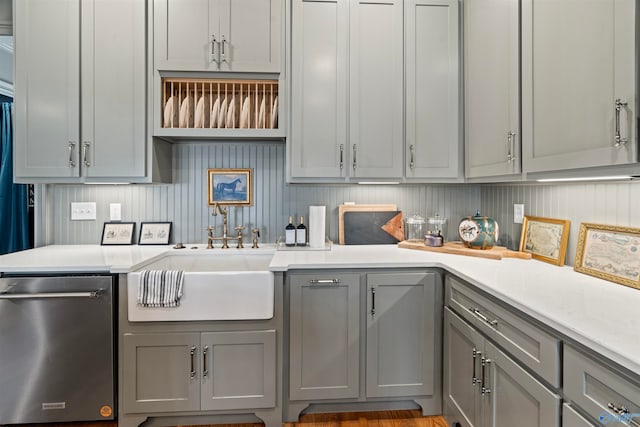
<box><xmin>252</xmin><ymin>228</ymin><xmax>260</xmax><ymax>248</ymax></box>
<box><xmin>234</xmin><ymin>226</ymin><xmax>245</xmax><ymax>249</ymax></box>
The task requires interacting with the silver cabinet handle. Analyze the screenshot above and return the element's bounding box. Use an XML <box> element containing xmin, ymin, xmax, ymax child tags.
<box><xmin>220</xmin><ymin>35</ymin><xmax>227</xmax><ymax>61</ymax></box>
<box><xmin>607</xmin><ymin>403</ymin><xmax>640</xmax><ymax>427</ymax></box>
<box><xmin>469</xmin><ymin>307</ymin><xmax>498</xmax><ymax>327</ymax></box>
<box><xmin>210</xmin><ymin>34</ymin><xmax>218</xmax><ymax>64</ymax></box>
<box><xmin>189</xmin><ymin>346</ymin><xmax>197</xmax><ymax>380</ymax></box>
<box><xmin>202</xmin><ymin>346</ymin><xmax>209</xmax><ymax>377</ymax></box>
<box><xmin>506</xmin><ymin>132</ymin><xmax>517</xmax><ymax>163</ymax></box>
<box><xmin>370</xmin><ymin>287</ymin><xmax>376</xmax><ymax>317</ymax></box>
<box><xmin>615</xmin><ymin>99</ymin><xmax>628</xmax><ymax>147</ymax></box>
<box><xmin>352</xmin><ymin>144</ymin><xmax>357</xmax><ymax>172</ymax></box>
<box><xmin>82</xmin><ymin>141</ymin><xmax>91</xmax><ymax>167</ymax></box>
<box><xmin>68</xmin><ymin>142</ymin><xmax>76</xmax><ymax>168</ymax></box>
<box><xmin>481</xmin><ymin>356</ymin><xmax>491</xmax><ymax>395</ymax></box>
<box><xmin>409</xmin><ymin>144</ymin><xmax>415</xmax><ymax>170</ymax></box>
<box><xmin>0</xmin><ymin>290</ymin><xmax>103</xmax><ymax>300</ymax></box>
<box><xmin>339</xmin><ymin>144</ymin><xmax>344</xmax><ymax>170</ymax></box>
<box><xmin>309</xmin><ymin>279</ymin><xmax>341</xmax><ymax>285</ymax></box>
<box><xmin>472</xmin><ymin>348</ymin><xmax>481</xmax><ymax>385</ymax></box>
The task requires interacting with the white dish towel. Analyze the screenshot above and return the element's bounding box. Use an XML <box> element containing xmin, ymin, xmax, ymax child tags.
<box><xmin>137</xmin><ymin>270</ymin><xmax>185</xmax><ymax>307</ymax></box>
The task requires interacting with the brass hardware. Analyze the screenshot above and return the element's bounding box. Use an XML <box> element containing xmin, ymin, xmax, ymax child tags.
<box><xmin>234</xmin><ymin>225</ymin><xmax>245</xmax><ymax>248</ymax></box>
<box><xmin>206</xmin><ymin>203</ymin><xmax>245</xmax><ymax>248</ymax></box>
<box><xmin>252</xmin><ymin>228</ymin><xmax>260</xmax><ymax>248</ymax></box>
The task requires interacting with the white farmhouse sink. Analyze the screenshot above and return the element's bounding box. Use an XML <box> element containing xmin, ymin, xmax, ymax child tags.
<box><xmin>127</xmin><ymin>250</ymin><xmax>274</xmax><ymax>322</ymax></box>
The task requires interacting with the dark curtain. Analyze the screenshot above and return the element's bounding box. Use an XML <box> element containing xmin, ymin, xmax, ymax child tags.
<box><xmin>0</xmin><ymin>102</ymin><xmax>30</xmax><ymax>254</ymax></box>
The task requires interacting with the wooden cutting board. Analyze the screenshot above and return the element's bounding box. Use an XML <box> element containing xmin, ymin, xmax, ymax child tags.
<box><xmin>343</xmin><ymin>211</ymin><xmax>404</xmax><ymax>245</ymax></box>
<box><xmin>338</xmin><ymin>204</ymin><xmax>397</xmax><ymax>244</ymax></box>
<box><xmin>398</xmin><ymin>240</ymin><xmax>532</xmax><ymax>260</ymax></box>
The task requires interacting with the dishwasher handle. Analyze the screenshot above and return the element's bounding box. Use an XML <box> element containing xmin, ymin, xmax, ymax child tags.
<box><xmin>0</xmin><ymin>289</ymin><xmax>105</xmax><ymax>300</ymax></box>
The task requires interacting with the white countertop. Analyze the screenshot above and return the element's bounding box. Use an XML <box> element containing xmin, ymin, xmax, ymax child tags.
<box><xmin>1</xmin><ymin>243</ymin><xmax>639</xmax><ymax>379</ymax></box>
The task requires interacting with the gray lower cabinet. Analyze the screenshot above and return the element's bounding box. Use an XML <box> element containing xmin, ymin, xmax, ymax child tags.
<box><xmin>562</xmin><ymin>404</ymin><xmax>596</xmax><ymax>427</ymax></box>
<box><xmin>444</xmin><ymin>308</ymin><xmax>560</xmax><ymax>427</ymax></box>
<box><xmin>287</xmin><ymin>269</ymin><xmax>442</xmax><ymax>419</ymax></box>
<box><xmin>365</xmin><ymin>272</ymin><xmax>440</xmax><ymax>398</ymax></box>
<box><xmin>563</xmin><ymin>344</ymin><xmax>640</xmax><ymax>426</ymax></box>
<box><xmin>14</xmin><ymin>0</ymin><xmax>149</xmax><ymax>183</ymax></box>
<box><xmin>123</xmin><ymin>330</ymin><xmax>276</xmax><ymax>413</ymax></box>
<box><xmin>288</xmin><ymin>272</ymin><xmax>360</xmax><ymax>400</ymax></box>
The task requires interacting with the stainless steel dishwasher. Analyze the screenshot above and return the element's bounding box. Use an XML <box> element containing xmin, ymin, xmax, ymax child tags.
<box><xmin>0</xmin><ymin>275</ymin><xmax>115</xmax><ymax>424</ymax></box>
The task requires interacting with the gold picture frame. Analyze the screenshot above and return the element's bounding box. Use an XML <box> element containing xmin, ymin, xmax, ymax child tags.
<box><xmin>519</xmin><ymin>216</ymin><xmax>570</xmax><ymax>266</ymax></box>
<box><xmin>574</xmin><ymin>222</ymin><xmax>640</xmax><ymax>290</ymax></box>
<box><xmin>207</xmin><ymin>168</ymin><xmax>253</xmax><ymax>206</ymax></box>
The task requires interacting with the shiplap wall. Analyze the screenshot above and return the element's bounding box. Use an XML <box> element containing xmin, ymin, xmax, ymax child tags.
<box><xmin>47</xmin><ymin>142</ymin><xmax>481</xmax><ymax>245</ymax></box>
<box><xmin>481</xmin><ymin>181</ymin><xmax>640</xmax><ymax>265</ymax></box>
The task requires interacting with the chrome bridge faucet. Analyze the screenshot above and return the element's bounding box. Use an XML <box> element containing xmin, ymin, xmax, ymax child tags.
<box><xmin>206</xmin><ymin>203</ymin><xmax>244</xmax><ymax>249</ymax></box>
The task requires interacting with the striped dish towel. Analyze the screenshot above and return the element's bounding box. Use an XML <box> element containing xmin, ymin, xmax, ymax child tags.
<box><xmin>137</xmin><ymin>270</ymin><xmax>185</xmax><ymax>307</ymax></box>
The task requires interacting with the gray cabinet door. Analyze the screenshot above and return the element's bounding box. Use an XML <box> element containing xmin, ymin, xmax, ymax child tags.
<box><xmin>349</xmin><ymin>0</ymin><xmax>403</xmax><ymax>179</ymax></box>
<box><xmin>483</xmin><ymin>340</ymin><xmax>560</xmax><ymax>427</ymax></box>
<box><xmin>405</xmin><ymin>0</ymin><xmax>461</xmax><ymax>180</ymax></box>
<box><xmin>289</xmin><ymin>272</ymin><xmax>360</xmax><ymax>400</ymax></box>
<box><xmin>218</xmin><ymin>0</ymin><xmax>282</xmax><ymax>72</ymax></box>
<box><xmin>14</xmin><ymin>0</ymin><xmax>81</xmax><ymax>180</ymax></box>
<box><xmin>522</xmin><ymin>0</ymin><xmax>636</xmax><ymax>174</ymax></box>
<box><xmin>562</xmin><ymin>404</ymin><xmax>596</xmax><ymax>427</ymax></box>
<box><xmin>122</xmin><ymin>332</ymin><xmax>201</xmax><ymax>413</ymax></box>
<box><xmin>154</xmin><ymin>0</ymin><xmax>218</xmax><ymax>70</ymax></box>
<box><xmin>155</xmin><ymin>0</ymin><xmax>281</xmax><ymax>72</ymax></box>
<box><xmin>365</xmin><ymin>271</ymin><xmax>440</xmax><ymax>398</ymax></box>
<box><xmin>464</xmin><ymin>0</ymin><xmax>520</xmax><ymax>179</ymax></box>
<box><xmin>444</xmin><ymin>308</ymin><xmax>483</xmax><ymax>427</ymax></box>
<box><xmin>290</xmin><ymin>0</ymin><xmax>348</xmax><ymax>179</ymax></box>
<box><xmin>81</xmin><ymin>0</ymin><xmax>146</xmax><ymax>178</ymax></box>
<box><xmin>201</xmin><ymin>330</ymin><xmax>276</xmax><ymax>410</ymax></box>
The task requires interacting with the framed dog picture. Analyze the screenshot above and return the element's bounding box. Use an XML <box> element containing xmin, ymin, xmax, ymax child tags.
<box><xmin>207</xmin><ymin>168</ymin><xmax>253</xmax><ymax>206</ymax></box>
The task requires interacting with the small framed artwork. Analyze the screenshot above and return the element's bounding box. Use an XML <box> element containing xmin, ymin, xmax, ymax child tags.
<box><xmin>574</xmin><ymin>222</ymin><xmax>640</xmax><ymax>290</ymax></box>
<box><xmin>519</xmin><ymin>216</ymin><xmax>570</xmax><ymax>266</ymax></box>
<box><xmin>138</xmin><ymin>222</ymin><xmax>172</xmax><ymax>245</ymax></box>
<box><xmin>207</xmin><ymin>168</ymin><xmax>253</xmax><ymax>206</ymax></box>
<box><xmin>101</xmin><ymin>222</ymin><xmax>135</xmax><ymax>245</ymax></box>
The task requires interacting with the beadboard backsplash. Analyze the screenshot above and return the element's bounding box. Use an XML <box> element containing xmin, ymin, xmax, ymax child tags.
<box><xmin>47</xmin><ymin>142</ymin><xmax>481</xmax><ymax>245</ymax></box>
<box><xmin>481</xmin><ymin>181</ymin><xmax>640</xmax><ymax>265</ymax></box>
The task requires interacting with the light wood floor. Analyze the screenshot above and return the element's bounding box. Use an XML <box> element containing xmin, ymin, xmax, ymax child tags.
<box><xmin>2</xmin><ymin>410</ymin><xmax>448</xmax><ymax>427</ymax></box>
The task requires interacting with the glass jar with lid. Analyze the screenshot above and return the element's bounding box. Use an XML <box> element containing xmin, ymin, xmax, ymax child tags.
<box><xmin>427</xmin><ymin>214</ymin><xmax>448</xmax><ymax>241</ymax></box>
<box><xmin>404</xmin><ymin>214</ymin><xmax>426</xmax><ymax>242</ymax></box>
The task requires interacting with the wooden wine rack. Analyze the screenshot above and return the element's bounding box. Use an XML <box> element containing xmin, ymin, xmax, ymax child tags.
<box><xmin>161</xmin><ymin>78</ymin><xmax>279</xmax><ymax>130</ymax></box>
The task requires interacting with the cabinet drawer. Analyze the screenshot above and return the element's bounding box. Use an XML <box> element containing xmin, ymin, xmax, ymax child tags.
<box><xmin>564</xmin><ymin>345</ymin><xmax>640</xmax><ymax>426</ymax></box>
<box><xmin>563</xmin><ymin>404</ymin><xmax>596</xmax><ymax>427</ymax></box>
<box><xmin>445</xmin><ymin>275</ymin><xmax>560</xmax><ymax>387</ymax></box>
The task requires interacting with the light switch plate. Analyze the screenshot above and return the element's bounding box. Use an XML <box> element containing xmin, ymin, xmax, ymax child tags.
<box><xmin>514</xmin><ymin>204</ymin><xmax>524</xmax><ymax>224</ymax></box>
<box><xmin>71</xmin><ymin>202</ymin><xmax>97</xmax><ymax>220</ymax></box>
<box><xmin>110</xmin><ymin>203</ymin><xmax>122</xmax><ymax>221</ymax></box>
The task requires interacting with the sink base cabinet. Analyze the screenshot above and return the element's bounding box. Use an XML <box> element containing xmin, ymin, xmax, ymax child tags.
<box><xmin>118</xmin><ymin>273</ymin><xmax>283</xmax><ymax>427</ymax></box>
<box><xmin>443</xmin><ymin>308</ymin><xmax>560</xmax><ymax>427</ymax></box>
<box><xmin>286</xmin><ymin>270</ymin><xmax>442</xmax><ymax>421</ymax></box>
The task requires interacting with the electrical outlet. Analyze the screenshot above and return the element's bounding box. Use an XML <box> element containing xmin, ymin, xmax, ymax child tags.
<box><xmin>514</xmin><ymin>204</ymin><xmax>524</xmax><ymax>224</ymax></box>
<box><xmin>71</xmin><ymin>202</ymin><xmax>97</xmax><ymax>220</ymax></box>
<box><xmin>110</xmin><ymin>203</ymin><xmax>122</xmax><ymax>221</ymax></box>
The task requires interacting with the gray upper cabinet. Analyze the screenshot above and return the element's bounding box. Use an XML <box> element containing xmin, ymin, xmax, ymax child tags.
<box><xmin>464</xmin><ymin>0</ymin><xmax>521</xmax><ymax>180</ymax></box>
<box><xmin>444</xmin><ymin>308</ymin><xmax>561</xmax><ymax>427</ymax></box>
<box><xmin>290</xmin><ymin>0</ymin><xmax>348</xmax><ymax>179</ymax></box>
<box><xmin>289</xmin><ymin>0</ymin><xmax>460</xmax><ymax>181</ymax></box>
<box><xmin>405</xmin><ymin>0</ymin><xmax>460</xmax><ymax>180</ymax></box>
<box><xmin>14</xmin><ymin>0</ymin><xmax>147</xmax><ymax>183</ymax></box>
<box><xmin>521</xmin><ymin>0</ymin><xmax>636</xmax><ymax>175</ymax></box>
<box><xmin>288</xmin><ymin>272</ymin><xmax>360</xmax><ymax>401</ymax></box>
<box><xmin>365</xmin><ymin>271</ymin><xmax>441</xmax><ymax>398</ymax></box>
<box><xmin>349</xmin><ymin>0</ymin><xmax>404</xmax><ymax>179</ymax></box>
<box><xmin>154</xmin><ymin>0</ymin><xmax>282</xmax><ymax>72</ymax></box>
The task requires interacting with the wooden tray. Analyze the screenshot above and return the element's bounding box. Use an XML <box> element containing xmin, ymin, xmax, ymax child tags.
<box><xmin>398</xmin><ymin>240</ymin><xmax>532</xmax><ymax>260</ymax></box>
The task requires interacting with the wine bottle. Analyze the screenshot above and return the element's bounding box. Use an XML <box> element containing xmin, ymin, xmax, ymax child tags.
<box><xmin>296</xmin><ymin>216</ymin><xmax>307</xmax><ymax>246</ymax></box>
<box><xmin>285</xmin><ymin>216</ymin><xmax>296</xmax><ymax>246</ymax></box>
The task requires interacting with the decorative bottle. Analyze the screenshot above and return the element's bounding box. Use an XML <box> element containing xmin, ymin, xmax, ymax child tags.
<box><xmin>285</xmin><ymin>216</ymin><xmax>296</xmax><ymax>247</ymax></box>
<box><xmin>296</xmin><ymin>216</ymin><xmax>307</xmax><ymax>246</ymax></box>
